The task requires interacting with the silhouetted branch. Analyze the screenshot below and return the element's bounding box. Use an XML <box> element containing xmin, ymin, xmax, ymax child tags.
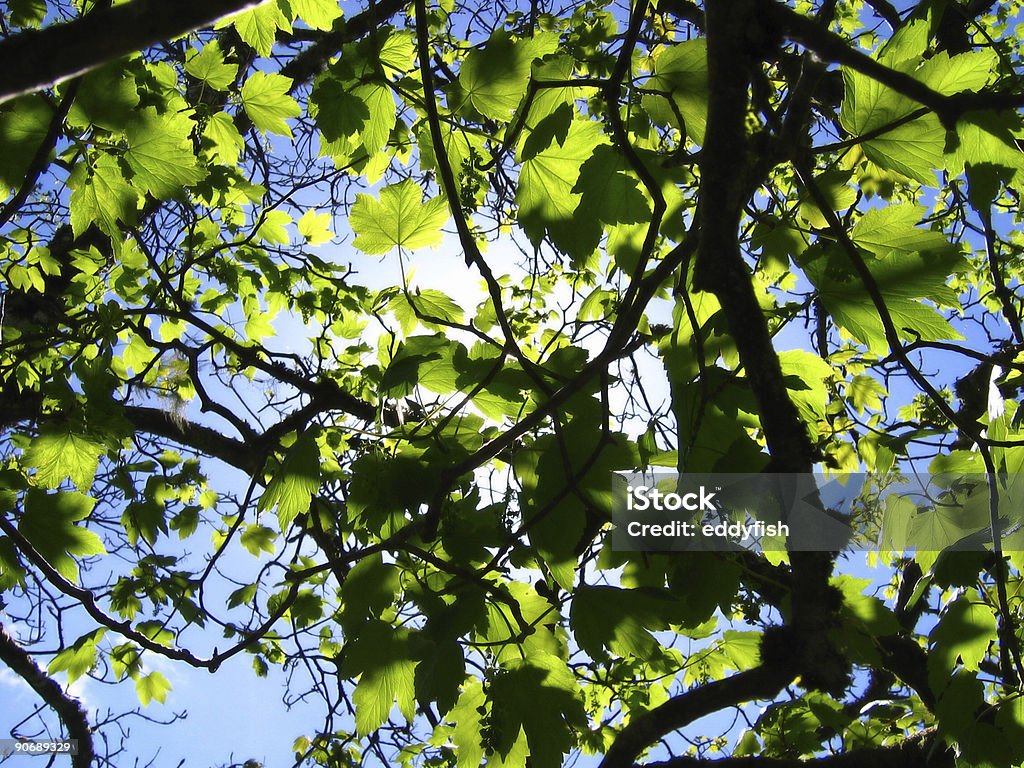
<box><xmin>0</xmin><ymin>0</ymin><xmax>263</xmax><ymax>104</ymax></box>
<box><xmin>0</xmin><ymin>623</ymin><xmax>95</xmax><ymax>768</ymax></box>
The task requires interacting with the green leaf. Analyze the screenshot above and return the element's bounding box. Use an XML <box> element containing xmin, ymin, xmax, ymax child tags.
<box><xmin>670</xmin><ymin>553</ymin><xmax>742</xmax><ymax>627</ymax></box>
<box><xmin>290</xmin><ymin>590</ymin><xmax>323</xmax><ymax>628</ymax></box>
<box><xmin>574</xmin><ymin>145</ymin><xmax>651</xmax><ymax>228</ymax></box>
<box><xmin>240</xmin><ymin>524</ymin><xmax>278</xmax><ymax>556</ymax></box>
<box><xmin>916</xmin><ymin>49</ymin><xmax>997</xmax><ymax>96</ymax></box>
<box><xmin>840</xmin><ymin>61</ymin><xmax>945</xmax><ymax>184</ymax></box>
<box><xmin>0</xmin><ymin>95</ymin><xmax>53</xmax><ymax>191</ymax></box>
<box><xmin>644</xmin><ymin>38</ymin><xmax>709</xmax><ymax>144</ymax></box>
<box><xmin>379</xmin><ymin>29</ymin><xmax>416</xmax><ymax>72</ymax></box>
<box><xmin>19</xmin><ymin>489</ymin><xmax>107</xmax><ymax>583</ymax></box>
<box><xmin>220</xmin><ymin>1</ymin><xmax>290</xmax><ymax>57</ymax></box>
<box><xmin>850</xmin><ymin>204</ymin><xmax>952</xmax><ymax>257</ymax></box>
<box><xmin>311</xmin><ymin>77</ymin><xmax>366</xmax><ymax>143</ymax></box>
<box><xmin>110</xmin><ymin>643</ymin><xmax>142</xmax><ymax>681</ymax></box>
<box><xmin>803</xmin><ymin>244</ymin><xmax>965</xmax><ymax>353</ymax></box>
<box><xmin>342</xmin><ymin>620</ymin><xmax>418</xmax><ymax>734</ymax></box>
<box><xmin>389</xmin><ymin>290</ymin><xmax>466</xmax><ymax>335</ymax></box>
<box><xmin>125</xmin><ymin>108</ymin><xmax>204</xmax><ymax>198</ymax></box>
<box><xmin>450</xmin><ymin>680</ymin><xmax>487</xmax><ymax>768</ymax></box>
<box><xmin>380</xmin><ymin>334</ymin><xmax>453</xmax><ymax>396</ymax></box>
<box><xmin>67</xmin><ymin>63</ymin><xmax>139</xmax><ymax>131</ymax></box>
<box><xmin>228</xmin><ymin>583</ymin><xmax>258</xmax><ymax>609</ymax></box>
<box><xmin>346</xmin><ymin>453</ymin><xmax>437</xmax><ymax>526</ymax></box>
<box><xmin>571</xmin><ymin>585</ymin><xmax>680</xmax><ymax>659</ymax></box>
<box><xmin>847</xmin><ymin>374</ymin><xmax>887</xmax><ymax>414</ymax></box>
<box><xmin>242</xmin><ymin>72</ymin><xmax>300</xmax><ymax>137</ymax></box>
<box><xmin>203</xmin><ymin>111</ymin><xmax>245</xmax><ymax>166</ymax></box>
<box><xmin>121</xmin><ymin>498</ymin><xmax>167</xmax><ymax>547</ymax></box>
<box><xmin>0</xmin><ymin>536</ymin><xmax>27</xmax><ymax>591</ymax></box>
<box><xmin>255</xmin><ymin>209</ymin><xmax>292</xmax><ymax>245</ymax></box>
<box><xmin>259</xmin><ymin>432</ymin><xmax>321</xmax><ymax>529</ymax></box>
<box><xmin>798</xmin><ymin>171</ymin><xmax>856</xmax><ymax>228</ymax></box>
<box><xmin>349</xmin><ymin>180</ymin><xmax>450</xmax><ymax>254</ymax></box>
<box><xmin>414</xmin><ymin>637</ymin><xmax>464</xmax><ymax>715</ymax></box>
<box><xmin>780</xmin><ymin>350</ymin><xmax>834</xmax><ymax>430</ymax></box>
<box><xmin>8</xmin><ymin>0</ymin><xmax>46</xmax><ymax>27</ymax></box>
<box><xmin>828</xmin><ymin>294</ymin><xmax>962</xmax><ymax>353</ymax></box>
<box><xmin>488</xmin><ymin>653</ymin><xmax>586</xmax><ymax>768</ymax></box>
<box><xmin>185</xmin><ymin>41</ymin><xmax>237</xmax><ymax>91</ymax></box>
<box><xmin>350</xmin><ymin>82</ymin><xmax>398</xmax><ymax>154</ymax></box>
<box><xmin>948</xmin><ymin>110</ymin><xmax>1024</xmax><ymax>186</ymax></box>
<box><xmin>340</xmin><ymin>553</ymin><xmax>401</xmax><ymax>628</ymax></box>
<box><xmin>459</xmin><ymin>31</ymin><xmax>558</xmax><ymax>121</ymax></box>
<box><xmin>48</xmin><ymin>629</ymin><xmax>106</xmax><ymax>684</ymax></box>
<box><xmin>930</xmin><ymin>596</ymin><xmax>997</xmax><ymax>682</ymax></box>
<box><xmin>26</xmin><ymin>427</ymin><xmax>104</xmax><ymax>490</ymax></box>
<box><xmin>517</xmin><ymin>118</ymin><xmax>606</xmax><ymax>260</ymax></box>
<box><xmin>69</xmin><ymin>153</ymin><xmax>140</xmax><ymax>238</ymax></box>
<box><xmin>291</xmin><ymin>0</ymin><xmax>342</xmax><ymax>30</ymax></box>
<box><xmin>876</xmin><ymin>19</ymin><xmax>928</xmax><ymax>65</ymax></box>
<box><xmin>834</xmin><ymin>575</ymin><xmax>899</xmax><ymax>635</ymax></box>
<box><xmin>935</xmin><ymin>669</ymin><xmax>985</xmax><ymax>741</ymax></box>
<box><xmin>297</xmin><ymin>209</ymin><xmax>334</xmax><ymax>245</ymax></box>
<box><xmin>135</xmin><ymin>670</ymin><xmax>172</xmax><ymax>706</ymax></box>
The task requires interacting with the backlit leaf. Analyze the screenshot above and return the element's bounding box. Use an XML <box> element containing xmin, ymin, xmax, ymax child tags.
<box><xmin>135</xmin><ymin>670</ymin><xmax>172</xmax><ymax>706</ymax></box>
<box><xmin>242</xmin><ymin>72</ymin><xmax>300</xmax><ymax>137</ymax></box>
<box><xmin>69</xmin><ymin>153</ymin><xmax>140</xmax><ymax>238</ymax></box>
<box><xmin>459</xmin><ymin>31</ymin><xmax>558</xmax><ymax>121</ymax></box>
<box><xmin>342</xmin><ymin>620</ymin><xmax>418</xmax><ymax>734</ymax></box>
<box><xmin>350</xmin><ymin>180</ymin><xmax>449</xmax><ymax>254</ymax></box>
<box><xmin>259</xmin><ymin>432</ymin><xmax>321</xmax><ymax>529</ymax></box>
<box><xmin>0</xmin><ymin>95</ymin><xmax>52</xmax><ymax>191</ymax></box>
<box><xmin>48</xmin><ymin>629</ymin><xmax>107</xmax><ymax>684</ymax></box>
<box><xmin>125</xmin><ymin>108</ymin><xmax>204</xmax><ymax>198</ymax></box>
<box><xmin>26</xmin><ymin>427</ymin><xmax>104</xmax><ymax>490</ymax></box>
<box><xmin>19</xmin><ymin>489</ymin><xmax>107</xmax><ymax>583</ymax></box>
<box><xmin>517</xmin><ymin>118</ymin><xmax>606</xmax><ymax>260</ymax></box>
<box><xmin>185</xmin><ymin>41</ymin><xmax>237</xmax><ymax>91</ymax></box>
<box><xmin>291</xmin><ymin>0</ymin><xmax>342</xmax><ymax>30</ymax></box>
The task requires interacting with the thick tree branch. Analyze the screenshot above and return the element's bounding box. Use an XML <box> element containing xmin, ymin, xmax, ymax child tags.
<box><xmin>764</xmin><ymin>0</ymin><xmax>1024</xmax><ymax>127</ymax></box>
<box><xmin>0</xmin><ymin>623</ymin><xmax>95</xmax><ymax>768</ymax></box>
<box><xmin>0</xmin><ymin>0</ymin><xmax>264</xmax><ymax>104</ymax></box>
<box><xmin>692</xmin><ymin>0</ymin><xmax>847</xmax><ymax>702</ymax></box>
<box><xmin>693</xmin><ymin>0</ymin><xmax>813</xmax><ymax>472</ymax></box>
<box><xmin>280</xmin><ymin>0</ymin><xmax>407</xmax><ymax>89</ymax></box>
<box><xmin>597</xmin><ymin>666</ymin><xmax>796</xmax><ymax>768</ymax></box>
<box><xmin>643</xmin><ymin>731</ymin><xmax>952</xmax><ymax>768</ymax></box>
<box><xmin>123</xmin><ymin>406</ymin><xmax>259</xmax><ymax>473</ymax></box>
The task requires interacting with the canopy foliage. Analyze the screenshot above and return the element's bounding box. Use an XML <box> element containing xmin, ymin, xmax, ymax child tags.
<box><xmin>3</xmin><ymin>1</ymin><xmax>1024</xmax><ymax>767</ymax></box>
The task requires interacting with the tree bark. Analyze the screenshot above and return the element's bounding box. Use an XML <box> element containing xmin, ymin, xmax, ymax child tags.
<box><xmin>0</xmin><ymin>0</ymin><xmax>263</xmax><ymax>104</ymax></box>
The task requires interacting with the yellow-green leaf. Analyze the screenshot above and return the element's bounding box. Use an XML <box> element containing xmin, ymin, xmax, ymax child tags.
<box><xmin>350</xmin><ymin>179</ymin><xmax>449</xmax><ymax>254</ymax></box>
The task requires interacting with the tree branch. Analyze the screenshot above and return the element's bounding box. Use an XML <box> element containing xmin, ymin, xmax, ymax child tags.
<box><xmin>0</xmin><ymin>82</ymin><xmax>78</xmax><ymax>228</ymax></box>
<box><xmin>123</xmin><ymin>406</ymin><xmax>259</xmax><ymax>473</ymax></box>
<box><xmin>598</xmin><ymin>666</ymin><xmax>796</xmax><ymax>768</ymax></box>
<box><xmin>0</xmin><ymin>0</ymin><xmax>264</xmax><ymax>104</ymax></box>
<box><xmin>765</xmin><ymin>0</ymin><xmax>1024</xmax><ymax>127</ymax></box>
<box><xmin>642</xmin><ymin>730</ymin><xmax>952</xmax><ymax>768</ymax></box>
<box><xmin>280</xmin><ymin>0</ymin><xmax>407</xmax><ymax>89</ymax></box>
<box><xmin>692</xmin><ymin>0</ymin><xmax>847</xmax><ymax>701</ymax></box>
<box><xmin>0</xmin><ymin>513</ymin><xmax>300</xmax><ymax>673</ymax></box>
<box><xmin>0</xmin><ymin>623</ymin><xmax>95</xmax><ymax>768</ymax></box>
